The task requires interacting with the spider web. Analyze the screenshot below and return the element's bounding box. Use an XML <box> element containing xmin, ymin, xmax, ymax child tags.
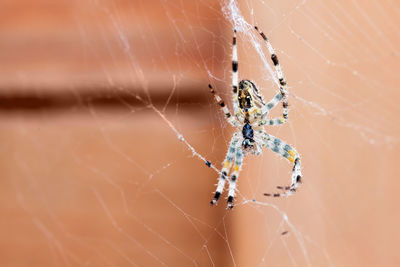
<box><xmin>1</xmin><ymin>0</ymin><xmax>400</xmax><ymax>266</ymax></box>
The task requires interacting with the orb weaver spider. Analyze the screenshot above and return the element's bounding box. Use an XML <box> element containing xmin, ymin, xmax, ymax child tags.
<box><xmin>207</xmin><ymin>26</ymin><xmax>302</xmax><ymax>209</ymax></box>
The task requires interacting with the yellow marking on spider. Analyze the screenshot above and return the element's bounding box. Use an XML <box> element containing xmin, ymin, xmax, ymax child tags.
<box><xmin>287</xmin><ymin>156</ymin><xmax>295</xmax><ymax>163</ymax></box>
<box><xmin>249</xmin><ymin>108</ymin><xmax>259</xmax><ymax>115</ymax></box>
<box><xmin>280</xmin><ymin>118</ymin><xmax>286</xmax><ymax>123</ymax></box>
<box><xmin>233</xmin><ymin>165</ymin><xmax>239</xmax><ymax>172</ymax></box>
<box><xmin>288</xmin><ymin>150</ymin><xmax>296</xmax><ymax>157</ymax></box>
<box><xmin>224</xmin><ymin>161</ymin><xmax>231</xmax><ymax>168</ymax></box>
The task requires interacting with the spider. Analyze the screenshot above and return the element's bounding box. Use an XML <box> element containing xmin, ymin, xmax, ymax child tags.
<box><xmin>207</xmin><ymin>26</ymin><xmax>302</xmax><ymax>209</ymax></box>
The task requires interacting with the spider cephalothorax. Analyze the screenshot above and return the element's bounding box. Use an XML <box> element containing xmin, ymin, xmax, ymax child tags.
<box><xmin>208</xmin><ymin>26</ymin><xmax>302</xmax><ymax>209</ymax></box>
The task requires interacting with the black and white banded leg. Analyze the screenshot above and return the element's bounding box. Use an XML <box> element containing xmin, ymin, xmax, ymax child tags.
<box><xmin>261</xmin><ymin>133</ymin><xmax>302</xmax><ymax>197</ymax></box>
<box><xmin>259</xmin><ymin>117</ymin><xmax>287</xmax><ymax>126</ymax></box>
<box><xmin>227</xmin><ymin>146</ymin><xmax>243</xmax><ymax>209</ymax></box>
<box><xmin>257</xmin><ymin>92</ymin><xmax>286</xmax><ymax>126</ymax></box>
<box><xmin>210</xmin><ymin>133</ymin><xmax>240</xmax><ymax>205</ymax></box>
<box><xmin>231</xmin><ymin>29</ymin><xmax>243</xmax><ymax>119</ymax></box>
<box><xmin>208</xmin><ymin>84</ymin><xmax>241</xmax><ymax>127</ymax></box>
<box><xmin>254</xmin><ymin>26</ymin><xmax>289</xmax><ymax>122</ymax></box>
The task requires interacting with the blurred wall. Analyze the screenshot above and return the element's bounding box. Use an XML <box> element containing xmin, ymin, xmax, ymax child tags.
<box><xmin>0</xmin><ymin>0</ymin><xmax>232</xmax><ymax>266</ymax></box>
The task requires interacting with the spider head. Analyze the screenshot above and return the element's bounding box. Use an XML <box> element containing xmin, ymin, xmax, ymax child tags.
<box><xmin>238</xmin><ymin>80</ymin><xmax>265</xmax><ymax>111</ymax></box>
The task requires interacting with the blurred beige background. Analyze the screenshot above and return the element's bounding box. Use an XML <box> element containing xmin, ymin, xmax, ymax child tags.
<box><xmin>0</xmin><ymin>0</ymin><xmax>399</xmax><ymax>266</ymax></box>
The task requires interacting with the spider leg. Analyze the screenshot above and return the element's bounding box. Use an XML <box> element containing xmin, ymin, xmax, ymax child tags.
<box><xmin>261</xmin><ymin>132</ymin><xmax>302</xmax><ymax>197</ymax></box>
<box><xmin>254</xmin><ymin>26</ymin><xmax>289</xmax><ymax>122</ymax></box>
<box><xmin>208</xmin><ymin>84</ymin><xmax>241</xmax><ymax>127</ymax></box>
<box><xmin>232</xmin><ymin>29</ymin><xmax>239</xmax><ymax>106</ymax></box>
<box><xmin>227</xmin><ymin>145</ymin><xmax>243</xmax><ymax>209</ymax></box>
<box><xmin>257</xmin><ymin>92</ymin><xmax>287</xmax><ymax>126</ymax></box>
<box><xmin>231</xmin><ymin>29</ymin><xmax>244</xmax><ymax>121</ymax></box>
<box><xmin>210</xmin><ymin>132</ymin><xmax>240</xmax><ymax>205</ymax></box>
<box><xmin>258</xmin><ymin>117</ymin><xmax>286</xmax><ymax>127</ymax></box>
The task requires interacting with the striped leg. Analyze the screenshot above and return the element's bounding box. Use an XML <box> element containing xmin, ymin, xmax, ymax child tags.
<box><xmin>259</xmin><ymin>118</ymin><xmax>286</xmax><ymax>127</ymax></box>
<box><xmin>231</xmin><ymin>29</ymin><xmax>242</xmax><ymax>118</ymax></box>
<box><xmin>261</xmin><ymin>133</ymin><xmax>302</xmax><ymax>197</ymax></box>
<box><xmin>254</xmin><ymin>26</ymin><xmax>289</xmax><ymax>122</ymax></box>
<box><xmin>210</xmin><ymin>133</ymin><xmax>240</xmax><ymax>205</ymax></box>
<box><xmin>257</xmin><ymin>92</ymin><xmax>287</xmax><ymax>126</ymax></box>
<box><xmin>208</xmin><ymin>84</ymin><xmax>240</xmax><ymax>127</ymax></box>
<box><xmin>227</xmin><ymin>146</ymin><xmax>243</xmax><ymax>209</ymax></box>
